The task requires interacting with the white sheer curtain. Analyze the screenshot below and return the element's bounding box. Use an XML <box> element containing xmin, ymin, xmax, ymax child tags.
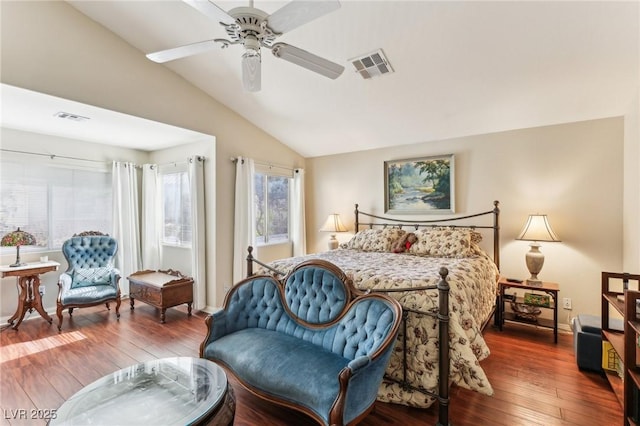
<box><xmin>188</xmin><ymin>156</ymin><xmax>206</xmax><ymax>311</ymax></box>
<box><xmin>112</xmin><ymin>161</ymin><xmax>141</xmax><ymax>295</ymax></box>
<box><xmin>141</xmin><ymin>164</ymin><xmax>161</xmax><ymax>270</ymax></box>
<box><xmin>291</xmin><ymin>168</ymin><xmax>306</xmax><ymax>256</ymax></box>
<box><xmin>233</xmin><ymin>157</ymin><xmax>256</xmax><ymax>284</ymax></box>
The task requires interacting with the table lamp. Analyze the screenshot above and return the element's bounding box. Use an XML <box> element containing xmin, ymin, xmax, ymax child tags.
<box><xmin>516</xmin><ymin>214</ymin><xmax>560</xmax><ymax>285</ymax></box>
<box><xmin>1</xmin><ymin>227</ymin><xmax>36</xmax><ymax>267</ymax></box>
<box><xmin>320</xmin><ymin>213</ymin><xmax>347</xmax><ymax>250</ymax></box>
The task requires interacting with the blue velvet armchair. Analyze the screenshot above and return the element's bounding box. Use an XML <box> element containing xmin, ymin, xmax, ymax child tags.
<box><xmin>56</xmin><ymin>234</ymin><xmax>121</xmax><ymax>331</ymax></box>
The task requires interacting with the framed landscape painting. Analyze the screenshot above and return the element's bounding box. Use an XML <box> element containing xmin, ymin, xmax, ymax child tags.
<box><xmin>384</xmin><ymin>154</ymin><xmax>455</xmax><ymax>214</ymax></box>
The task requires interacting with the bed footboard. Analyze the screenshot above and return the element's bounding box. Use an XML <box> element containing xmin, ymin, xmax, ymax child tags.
<box><xmin>368</xmin><ymin>267</ymin><xmax>450</xmax><ymax>426</ymax></box>
<box><xmin>246</xmin><ymin>247</ymin><xmax>451</xmax><ymax>426</ymax></box>
<box><xmin>246</xmin><ymin>246</ymin><xmax>285</xmax><ymax>277</ymax></box>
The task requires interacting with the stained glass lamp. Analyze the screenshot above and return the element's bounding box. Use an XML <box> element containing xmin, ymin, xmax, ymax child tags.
<box><xmin>1</xmin><ymin>228</ymin><xmax>36</xmax><ymax>267</ymax></box>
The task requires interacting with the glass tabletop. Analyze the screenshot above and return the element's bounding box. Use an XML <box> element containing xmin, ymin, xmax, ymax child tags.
<box><xmin>51</xmin><ymin>357</ymin><xmax>227</xmax><ymax>426</ymax></box>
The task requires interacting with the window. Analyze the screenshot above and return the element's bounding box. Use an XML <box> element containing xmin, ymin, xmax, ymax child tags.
<box><xmin>254</xmin><ymin>170</ymin><xmax>290</xmax><ymax>245</ymax></box>
<box><xmin>0</xmin><ymin>159</ymin><xmax>112</xmax><ymax>251</ymax></box>
<box><xmin>161</xmin><ymin>166</ymin><xmax>192</xmax><ymax>247</ymax></box>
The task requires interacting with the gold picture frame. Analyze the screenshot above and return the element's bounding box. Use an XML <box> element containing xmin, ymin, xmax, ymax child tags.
<box><xmin>384</xmin><ymin>154</ymin><xmax>455</xmax><ymax>214</ymax></box>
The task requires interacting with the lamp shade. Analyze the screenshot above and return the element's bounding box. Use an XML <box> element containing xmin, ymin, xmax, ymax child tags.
<box><xmin>319</xmin><ymin>214</ymin><xmax>348</xmax><ymax>233</ymax></box>
<box><xmin>1</xmin><ymin>227</ymin><xmax>36</xmax><ymax>247</ymax></box>
<box><xmin>516</xmin><ymin>214</ymin><xmax>561</xmax><ymax>242</ymax></box>
<box><xmin>1</xmin><ymin>227</ymin><xmax>36</xmax><ymax>267</ymax></box>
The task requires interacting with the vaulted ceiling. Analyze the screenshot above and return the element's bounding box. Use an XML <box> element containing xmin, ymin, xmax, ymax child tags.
<box><xmin>66</xmin><ymin>1</ymin><xmax>638</xmax><ymax>157</ymax></box>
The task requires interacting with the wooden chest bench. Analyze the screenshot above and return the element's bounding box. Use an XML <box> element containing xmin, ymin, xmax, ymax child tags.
<box><xmin>127</xmin><ymin>269</ymin><xmax>193</xmax><ymax>323</ymax></box>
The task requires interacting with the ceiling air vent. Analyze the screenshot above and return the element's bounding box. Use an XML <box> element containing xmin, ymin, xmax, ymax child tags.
<box><xmin>349</xmin><ymin>49</ymin><xmax>394</xmax><ymax>80</ymax></box>
<box><xmin>54</xmin><ymin>111</ymin><xmax>90</xmax><ymax>122</ymax></box>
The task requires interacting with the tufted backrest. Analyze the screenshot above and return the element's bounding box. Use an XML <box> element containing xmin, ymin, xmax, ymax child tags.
<box><xmin>223</xmin><ymin>276</ymin><xmax>288</xmax><ymax>332</ymax></box>
<box><xmin>284</xmin><ymin>262</ymin><xmax>349</xmax><ymax>325</ymax></box>
<box><xmin>218</xmin><ymin>260</ymin><xmax>402</xmax><ymax>361</ymax></box>
<box><xmin>62</xmin><ymin>236</ymin><xmax>118</xmax><ymax>272</ymax></box>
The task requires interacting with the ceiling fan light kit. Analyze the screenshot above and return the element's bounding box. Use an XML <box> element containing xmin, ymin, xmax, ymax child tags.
<box><xmin>242</xmin><ymin>41</ymin><xmax>261</xmax><ymax>92</ymax></box>
<box><xmin>147</xmin><ymin>0</ymin><xmax>345</xmax><ymax>92</ymax></box>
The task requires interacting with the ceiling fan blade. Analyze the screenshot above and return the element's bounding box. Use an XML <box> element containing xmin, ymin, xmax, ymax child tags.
<box><xmin>267</xmin><ymin>0</ymin><xmax>341</xmax><ymax>34</ymax></box>
<box><xmin>146</xmin><ymin>39</ymin><xmax>218</xmax><ymax>63</ymax></box>
<box><xmin>271</xmin><ymin>43</ymin><xmax>344</xmax><ymax>79</ymax></box>
<box><xmin>182</xmin><ymin>0</ymin><xmax>236</xmax><ymax>25</ymax></box>
<box><xmin>242</xmin><ymin>52</ymin><xmax>261</xmax><ymax>92</ymax></box>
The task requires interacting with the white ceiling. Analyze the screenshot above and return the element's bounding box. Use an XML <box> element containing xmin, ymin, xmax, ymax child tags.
<box><xmin>44</xmin><ymin>1</ymin><xmax>640</xmax><ymax>156</ymax></box>
<box><xmin>0</xmin><ymin>83</ymin><xmax>211</xmax><ymax>151</ymax></box>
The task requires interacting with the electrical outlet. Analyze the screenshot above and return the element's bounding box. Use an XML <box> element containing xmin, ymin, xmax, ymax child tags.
<box><xmin>39</xmin><ymin>285</ymin><xmax>45</xmax><ymax>295</ymax></box>
<box><xmin>562</xmin><ymin>297</ymin><xmax>571</xmax><ymax>310</ymax></box>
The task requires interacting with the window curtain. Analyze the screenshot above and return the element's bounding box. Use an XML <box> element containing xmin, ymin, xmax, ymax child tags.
<box><xmin>291</xmin><ymin>168</ymin><xmax>306</xmax><ymax>256</ymax></box>
<box><xmin>233</xmin><ymin>157</ymin><xmax>256</xmax><ymax>284</ymax></box>
<box><xmin>188</xmin><ymin>156</ymin><xmax>206</xmax><ymax>311</ymax></box>
<box><xmin>112</xmin><ymin>161</ymin><xmax>141</xmax><ymax>295</ymax></box>
<box><xmin>141</xmin><ymin>164</ymin><xmax>162</xmax><ymax>270</ymax></box>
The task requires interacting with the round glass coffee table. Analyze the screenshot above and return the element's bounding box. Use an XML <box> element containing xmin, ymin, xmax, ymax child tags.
<box><xmin>51</xmin><ymin>357</ymin><xmax>234</xmax><ymax>425</ymax></box>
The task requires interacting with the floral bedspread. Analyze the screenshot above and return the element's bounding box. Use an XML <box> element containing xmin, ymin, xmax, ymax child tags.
<box><xmin>256</xmin><ymin>248</ymin><xmax>499</xmax><ymax>408</ymax></box>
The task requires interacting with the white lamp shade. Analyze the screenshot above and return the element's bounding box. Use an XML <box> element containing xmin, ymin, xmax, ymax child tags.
<box><xmin>320</xmin><ymin>214</ymin><xmax>347</xmax><ymax>233</ymax></box>
<box><xmin>516</xmin><ymin>214</ymin><xmax>561</xmax><ymax>242</ymax></box>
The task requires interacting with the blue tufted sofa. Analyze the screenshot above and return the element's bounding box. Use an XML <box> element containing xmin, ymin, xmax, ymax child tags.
<box><xmin>56</xmin><ymin>234</ymin><xmax>121</xmax><ymax>330</ymax></box>
<box><xmin>199</xmin><ymin>259</ymin><xmax>402</xmax><ymax>426</ymax></box>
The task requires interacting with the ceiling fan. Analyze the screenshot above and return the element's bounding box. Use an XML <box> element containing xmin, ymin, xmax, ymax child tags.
<box><xmin>146</xmin><ymin>0</ymin><xmax>345</xmax><ymax>92</ymax></box>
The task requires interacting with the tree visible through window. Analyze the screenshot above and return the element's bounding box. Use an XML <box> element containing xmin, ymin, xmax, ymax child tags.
<box><xmin>254</xmin><ymin>172</ymin><xmax>289</xmax><ymax>245</ymax></box>
<box><xmin>162</xmin><ymin>171</ymin><xmax>192</xmax><ymax>246</ymax></box>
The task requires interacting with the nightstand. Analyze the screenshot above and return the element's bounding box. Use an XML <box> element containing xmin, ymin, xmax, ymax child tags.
<box><xmin>497</xmin><ymin>277</ymin><xmax>559</xmax><ymax>343</ymax></box>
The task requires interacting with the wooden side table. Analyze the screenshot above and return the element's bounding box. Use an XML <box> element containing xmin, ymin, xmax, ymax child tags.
<box><xmin>497</xmin><ymin>277</ymin><xmax>559</xmax><ymax>343</ymax></box>
<box><xmin>127</xmin><ymin>269</ymin><xmax>194</xmax><ymax>323</ymax></box>
<box><xmin>0</xmin><ymin>261</ymin><xmax>60</xmax><ymax>330</ymax></box>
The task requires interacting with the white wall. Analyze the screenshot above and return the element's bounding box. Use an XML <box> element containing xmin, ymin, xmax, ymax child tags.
<box><xmin>306</xmin><ymin>118</ymin><xmax>624</xmax><ymax>327</ymax></box>
<box><xmin>0</xmin><ymin>1</ymin><xmax>305</xmax><ymax>310</ymax></box>
<box><xmin>0</xmin><ymin>128</ymin><xmax>150</xmax><ymax>318</ymax></box>
<box><xmin>623</xmin><ymin>90</ymin><xmax>640</xmax><ymax>272</ymax></box>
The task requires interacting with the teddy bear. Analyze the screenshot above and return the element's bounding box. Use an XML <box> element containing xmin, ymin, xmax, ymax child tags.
<box><xmin>392</xmin><ymin>232</ymin><xmax>417</xmax><ymax>253</ymax></box>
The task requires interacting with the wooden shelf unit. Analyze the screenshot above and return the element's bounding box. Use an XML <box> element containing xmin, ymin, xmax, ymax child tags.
<box><xmin>601</xmin><ymin>271</ymin><xmax>640</xmax><ymax>426</ymax></box>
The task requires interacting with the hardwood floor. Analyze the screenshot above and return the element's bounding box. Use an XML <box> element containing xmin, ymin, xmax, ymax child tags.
<box><xmin>0</xmin><ymin>304</ymin><xmax>621</xmax><ymax>425</ymax></box>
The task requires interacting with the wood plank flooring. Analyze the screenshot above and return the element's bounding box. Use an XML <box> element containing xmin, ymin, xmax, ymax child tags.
<box><xmin>0</xmin><ymin>304</ymin><xmax>622</xmax><ymax>425</ymax></box>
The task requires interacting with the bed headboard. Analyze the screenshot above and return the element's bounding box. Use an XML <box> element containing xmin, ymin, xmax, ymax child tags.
<box><xmin>354</xmin><ymin>200</ymin><xmax>501</xmax><ymax>270</ymax></box>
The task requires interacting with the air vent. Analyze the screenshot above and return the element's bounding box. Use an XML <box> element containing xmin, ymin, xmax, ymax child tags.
<box><xmin>54</xmin><ymin>112</ymin><xmax>90</xmax><ymax>122</ymax></box>
<box><xmin>349</xmin><ymin>49</ymin><xmax>394</xmax><ymax>80</ymax></box>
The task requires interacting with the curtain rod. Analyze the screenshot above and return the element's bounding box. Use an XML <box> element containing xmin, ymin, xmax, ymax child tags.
<box><xmin>1</xmin><ymin>148</ymin><xmax>107</xmax><ymax>164</ymax></box>
<box><xmin>156</xmin><ymin>155</ymin><xmax>205</xmax><ymax>169</ymax></box>
<box><xmin>230</xmin><ymin>156</ymin><xmax>298</xmax><ymax>172</ymax></box>
<box><xmin>2</xmin><ymin>149</ymin><xmax>205</xmax><ymax>169</ymax></box>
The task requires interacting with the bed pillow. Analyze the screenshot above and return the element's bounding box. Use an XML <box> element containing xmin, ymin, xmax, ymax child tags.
<box><xmin>429</xmin><ymin>226</ymin><xmax>483</xmax><ymax>244</ymax></box>
<box><xmin>347</xmin><ymin>228</ymin><xmax>406</xmax><ymax>252</ymax></box>
<box><xmin>409</xmin><ymin>228</ymin><xmax>472</xmax><ymax>257</ymax></box>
